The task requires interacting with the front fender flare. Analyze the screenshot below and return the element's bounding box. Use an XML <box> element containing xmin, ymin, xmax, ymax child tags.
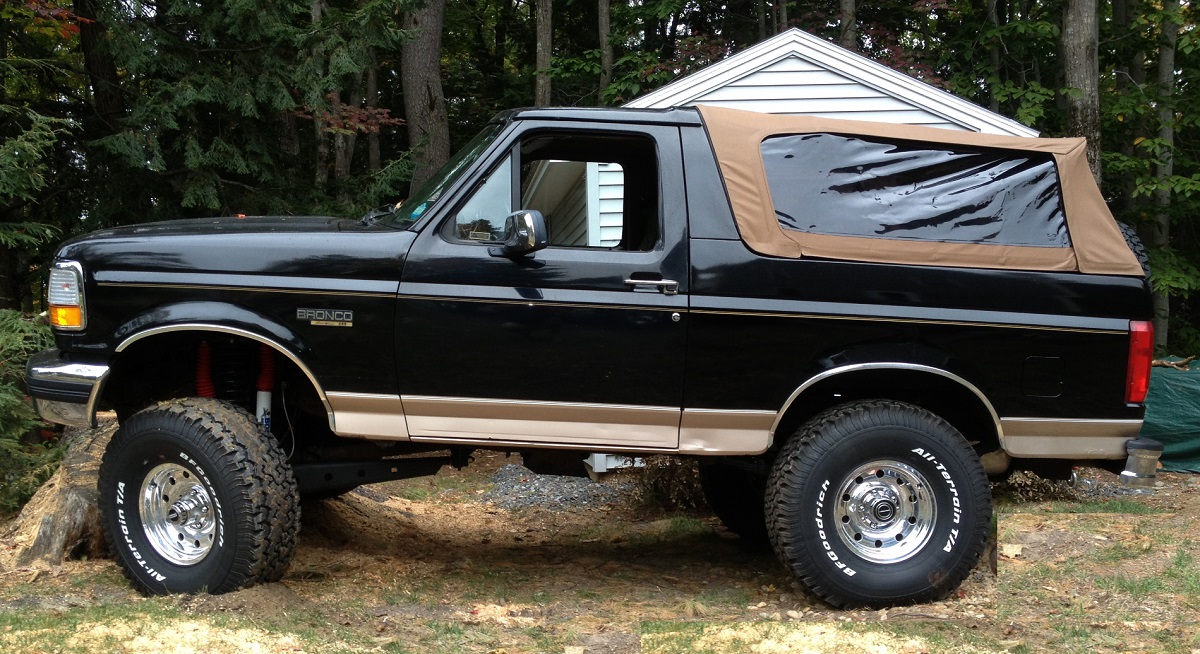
<box><xmin>113</xmin><ymin>302</ymin><xmax>332</xmax><ymax>424</ymax></box>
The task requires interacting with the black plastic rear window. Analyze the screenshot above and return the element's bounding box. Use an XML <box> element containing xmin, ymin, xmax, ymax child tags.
<box><xmin>761</xmin><ymin>133</ymin><xmax>1070</xmax><ymax>247</ymax></box>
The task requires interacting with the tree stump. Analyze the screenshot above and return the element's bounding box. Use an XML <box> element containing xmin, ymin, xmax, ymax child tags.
<box><xmin>2</xmin><ymin>417</ymin><xmax>116</xmax><ymax>568</ymax></box>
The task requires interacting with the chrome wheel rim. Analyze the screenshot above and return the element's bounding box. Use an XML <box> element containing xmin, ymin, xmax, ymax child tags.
<box><xmin>140</xmin><ymin>463</ymin><xmax>216</xmax><ymax>566</ymax></box>
<box><xmin>833</xmin><ymin>460</ymin><xmax>936</xmax><ymax>564</ymax></box>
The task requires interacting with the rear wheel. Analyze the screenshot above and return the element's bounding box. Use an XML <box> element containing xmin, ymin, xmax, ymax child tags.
<box><xmin>765</xmin><ymin>400</ymin><xmax>991</xmax><ymax>607</ymax></box>
<box><xmin>699</xmin><ymin>461</ymin><xmax>769</xmax><ymax>547</ymax></box>
<box><xmin>97</xmin><ymin>398</ymin><xmax>300</xmax><ymax>594</ymax></box>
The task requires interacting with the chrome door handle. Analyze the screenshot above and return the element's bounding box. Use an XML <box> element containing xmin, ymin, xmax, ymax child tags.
<box><xmin>624</xmin><ymin>278</ymin><xmax>679</xmax><ymax>295</ymax></box>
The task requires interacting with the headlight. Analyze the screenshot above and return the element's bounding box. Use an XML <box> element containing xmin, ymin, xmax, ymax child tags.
<box><xmin>48</xmin><ymin>261</ymin><xmax>86</xmax><ymax>331</ymax></box>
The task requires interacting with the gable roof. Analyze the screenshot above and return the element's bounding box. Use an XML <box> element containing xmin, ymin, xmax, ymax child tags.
<box><xmin>625</xmin><ymin>28</ymin><xmax>1038</xmax><ymax>137</ymax></box>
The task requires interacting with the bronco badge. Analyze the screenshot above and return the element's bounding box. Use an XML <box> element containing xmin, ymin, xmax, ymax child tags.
<box><xmin>297</xmin><ymin>308</ymin><xmax>353</xmax><ymax>327</ymax></box>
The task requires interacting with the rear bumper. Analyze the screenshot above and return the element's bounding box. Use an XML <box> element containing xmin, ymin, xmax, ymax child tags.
<box><xmin>26</xmin><ymin>348</ymin><xmax>109</xmax><ymax>428</ymax></box>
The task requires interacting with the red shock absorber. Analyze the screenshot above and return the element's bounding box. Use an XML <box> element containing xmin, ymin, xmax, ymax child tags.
<box><xmin>257</xmin><ymin>343</ymin><xmax>276</xmax><ymax>392</ymax></box>
<box><xmin>256</xmin><ymin>343</ymin><xmax>275</xmax><ymax>427</ymax></box>
<box><xmin>196</xmin><ymin>341</ymin><xmax>215</xmax><ymax>398</ymax></box>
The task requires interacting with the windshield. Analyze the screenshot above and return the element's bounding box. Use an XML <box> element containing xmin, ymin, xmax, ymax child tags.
<box><xmin>383</xmin><ymin>124</ymin><xmax>503</xmax><ymax>229</ymax></box>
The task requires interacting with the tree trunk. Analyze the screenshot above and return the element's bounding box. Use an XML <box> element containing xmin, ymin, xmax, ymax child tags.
<box><xmin>598</xmin><ymin>0</ymin><xmax>613</xmax><ymax>102</ymax></box>
<box><xmin>73</xmin><ymin>0</ymin><xmax>125</xmax><ymax>137</ymax></box>
<box><xmin>535</xmin><ymin>0</ymin><xmax>552</xmax><ymax>106</ymax></box>
<box><xmin>402</xmin><ymin>0</ymin><xmax>451</xmax><ymax>190</ymax></box>
<box><xmin>1151</xmin><ymin>1</ymin><xmax>1180</xmax><ymax>350</ymax></box>
<box><xmin>757</xmin><ymin>0</ymin><xmax>767</xmax><ymax>41</ymax></box>
<box><xmin>1062</xmin><ymin>0</ymin><xmax>1101</xmax><ymax>185</ymax></box>
<box><xmin>777</xmin><ymin>0</ymin><xmax>788</xmax><ymax>33</ymax></box>
<box><xmin>367</xmin><ymin>49</ymin><xmax>381</xmax><ymax>174</ymax></box>
<box><xmin>988</xmin><ymin>0</ymin><xmax>1002</xmax><ymax>112</ymax></box>
<box><xmin>3</xmin><ymin>421</ymin><xmax>116</xmax><ymax>568</ymax></box>
<box><xmin>839</xmin><ymin>0</ymin><xmax>857</xmax><ymax>50</ymax></box>
<box><xmin>311</xmin><ymin>0</ymin><xmax>330</xmax><ymax>189</ymax></box>
<box><xmin>0</xmin><ymin>245</ymin><xmax>18</xmax><ymax>311</ymax></box>
<box><xmin>1114</xmin><ymin>0</ymin><xmax>1146</xmax><ymax>217</ymax></box>
<box><xmin>334</xmin><ymin>73</ymin><xmax>362</xmax><ymax>185</ymax></box>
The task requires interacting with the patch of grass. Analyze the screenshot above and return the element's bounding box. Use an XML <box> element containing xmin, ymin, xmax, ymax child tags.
<box><xmin>1092</xmin><ymin>542</ymin><xmax>1151</xmax><ymax>563</ymax></box>
<box><xmin>1097</xmin><ymin>573</ymin><xmax>1166</xmax><ymax>596</ymax></box>
<box><xmin>693</xmin><ymin>586</ymin><xmax>752</xmax><ymax>608</ymax></box>
<box><xmin>1167</xmin><ymin>549</ymin><xmax>1200</xmax><ymax>594</ymax></box>
<box><xmin>388</xmin><ymin>475</ymin><xmax>484</xmax><ymax>502</ymax></box>
<box><xmin>663</xmin><ymin>515</ymin><xmax>712</xmax><ymax>539</ymax></box>
<box><xmin>521</xmin><ymin>625</ymin><xmax>562</xmax><ymax>651</ymax></box>
<box><xmin>1044</xmin><ymin>498</ymin><xmax>1166</xmax><ymax>514</ymax></box>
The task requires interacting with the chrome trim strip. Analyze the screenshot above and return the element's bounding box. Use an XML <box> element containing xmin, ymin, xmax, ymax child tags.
<box><xmin>770</xmin><ymin>363</ymin><xmax>1003</xmax><ymax>442</ymax></box>
<box><xmin>97</xmin><ymin>281</ymin><xmax>393</xmax><ymax>299</ymax></box>
<box><xmin>326</xmin><ymin>392</ymin><xmax>410</xmax><ymax>439</ymax></box>
<box><xmin>26</xmin><ymin>352</ymin><xmax>109</xmax><ymax>428</ymax></box>
<box><xmin>692</xmin><ymin>308</ymin><xmax>1125</xmax><ymax>335</ymax></box>
<box><xmin>95</xmin><ymin>271</ymin><xmax>398</xmax><ymax>297</ymax></box>
<box><xmin>395</xmin><ymin>294</ymin><xmax>681</xmax><ymax>313</ymax></box>
<box><xmin>1000</xmin><ymin>417</ymin><xmax>1143</xmax><ymax>459</ymax></box>
<box><xmin>679</xmin><ymin>408</ymin><xmax>775</xmax><ymax>454</ymax></box>
<box><xmin>691</xmin><ymin>296</ymin><xmax>1129</xmax><ymax>334</ymax></box>
<box><xmin>403</xmin><ymin>395</ymin><xmax>680</xmax><ymax>449</ymax></box>
<box><xmin>115</xmin><ymin>324</ymin><xmax>334</xmax><ymax>429</ymax></box>
<box><xmin>406</xmin><ymin>435</ymin><xmax>678</xmax><ymax>453</ymax></box>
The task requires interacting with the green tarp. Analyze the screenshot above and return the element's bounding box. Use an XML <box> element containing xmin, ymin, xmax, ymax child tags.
<box><xmin>1140</xmin><ymin>360</ymin><xmax>1200</xmax><ymax>473</ymax></box>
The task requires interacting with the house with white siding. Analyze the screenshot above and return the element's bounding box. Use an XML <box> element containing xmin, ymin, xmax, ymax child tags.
<box><xmin>626</xmin><ymin>27</ymin><xmax>1037</xmax><ymax>137</ymax></box>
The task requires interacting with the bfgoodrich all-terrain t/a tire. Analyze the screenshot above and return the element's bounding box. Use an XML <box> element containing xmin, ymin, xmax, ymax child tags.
<box><xmin>97</xmin><ymin>398</ymin><xmax>300</xmax><ymax>595</ymax></box>
<box><xmin>765</xmin><ymin>400</ymin><xmax>992</xmax><ymax>608</ymax></box>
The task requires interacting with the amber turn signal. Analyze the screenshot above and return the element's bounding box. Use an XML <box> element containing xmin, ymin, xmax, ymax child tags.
<box><xmin>49</xmin><ymin>305</ymin><xmax>83</xmax><ymax>329</ymax></box>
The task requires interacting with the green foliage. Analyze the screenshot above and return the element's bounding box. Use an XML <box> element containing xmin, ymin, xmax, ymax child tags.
<box><xmin>0</xmin><ymin>104</ymin><xmax>68</xmax><ymax>204</ymax></box>
<box><xmin>0</xmin><ymin>310</ymin><xmax>60</xmax><ymax>515</ymax></box>
<box><xmin>1150</xmin><ymin>248</ymin><xmax>1200</xmax><ymax>299</ymax></box>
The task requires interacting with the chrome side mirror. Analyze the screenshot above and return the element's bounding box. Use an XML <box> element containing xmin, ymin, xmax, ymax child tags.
<box><xmin>489</xmin><ymin>210</ymin><xmax>548</xmax><ymax>258</ymax></box>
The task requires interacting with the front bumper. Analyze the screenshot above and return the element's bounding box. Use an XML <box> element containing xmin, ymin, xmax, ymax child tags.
<box><xmin>26</xmin><ymin>348</ymin><xmax>109</xmax><ymax>428</ymax></box>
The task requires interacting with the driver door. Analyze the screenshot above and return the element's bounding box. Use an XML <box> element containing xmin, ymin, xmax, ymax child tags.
<box><xmin>396</xmin><ymin>122</ymin><xmax>688</xmax><ymax>449</ymax></box>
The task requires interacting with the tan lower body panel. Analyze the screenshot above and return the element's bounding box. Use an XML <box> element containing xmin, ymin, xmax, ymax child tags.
<box><xmin>326</xmin><ymin>392</ymin><xmax>776</xmax><ymax>454</ymax></box>
<box><xmin>679</xmin><ymin>408</ymin><xmax>775</xmax><ymax>454</ymax></box>
<box><xmin>403</xmin><ymin>395</ymin><xmax>680</xmax><ymax>448</ymax></box>
<box><xmin>1000</xmin><ymin>417</ymin><xmax>1143</xmax><ymax>459</ymax></box>
<box><xmin>326</xmin><ymin>392</ymin><xmax>410</xmax><ymax>439</ymax></box>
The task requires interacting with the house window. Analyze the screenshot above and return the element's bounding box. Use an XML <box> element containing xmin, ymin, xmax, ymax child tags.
<box><xmin>760</xmin><ymin>133</ymin><xmax>1070</xmax><ymax>247</ymax></box>
<box><xmin>452</xmin><ymin>132</ymin><xmax>659</xmax><ymax>251</ymax></box>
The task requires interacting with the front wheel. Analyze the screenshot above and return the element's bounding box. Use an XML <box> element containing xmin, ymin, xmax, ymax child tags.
<box><xmin>765</xmin><ymin>400</ymin><xmax>991</xmax><ymax>607</ymax></box>
<box><xmin>97</xmin><ymin>398</ymin><xmax>300</xmax><ymax>594</ymax></box>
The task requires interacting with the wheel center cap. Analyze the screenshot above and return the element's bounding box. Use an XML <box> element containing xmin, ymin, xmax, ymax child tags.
<box><xmin>872</xmin><ymin>500</ymin><xmax>897</xmax><ymax>522</ymax></box>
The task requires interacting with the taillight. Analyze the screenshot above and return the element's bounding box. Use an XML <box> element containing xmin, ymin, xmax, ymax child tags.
<box><xmin>47</xmin><ymin>261</ymin><xmax>86</xmax><ymax>331</ymax></box>
<box><xmin>1126</xmin><ymin>320</ymin><xmax>1153</xmax><ymax>404</ymax></box>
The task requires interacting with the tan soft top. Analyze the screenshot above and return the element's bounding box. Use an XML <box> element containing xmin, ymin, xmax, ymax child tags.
<box><xmin>697</xmin><ymin>105</ymin><xmax>1144</xmax><ymax>276</ymax></box>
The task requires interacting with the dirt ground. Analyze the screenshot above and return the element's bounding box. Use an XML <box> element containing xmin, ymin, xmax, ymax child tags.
<box><xmin>1</xmin><ymin>450</ymin><xmax>1199</xmax><ymax>653</ymax></box>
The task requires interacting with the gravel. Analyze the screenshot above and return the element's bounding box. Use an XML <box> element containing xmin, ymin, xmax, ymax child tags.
<box><xmin>480</xmin><ymin>463</ymin><xmax>635</xmax><ymax>511</ymax></box>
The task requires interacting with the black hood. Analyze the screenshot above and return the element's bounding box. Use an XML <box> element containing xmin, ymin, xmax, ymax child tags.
<box><xmin>57</xmin><ymin>215</ymin><xmax>415</xmax><ymax>281</ymax></box>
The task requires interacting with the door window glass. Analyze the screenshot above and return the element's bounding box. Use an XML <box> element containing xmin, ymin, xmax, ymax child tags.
<box><xmin>451</xmin><ymin>132</ymin><xmax>659</xmax><ymax>251</ymax></box>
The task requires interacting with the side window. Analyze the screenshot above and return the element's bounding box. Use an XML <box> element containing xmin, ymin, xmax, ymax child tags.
<box><xmin>451</xmin><ymin>131</ymin><xmax>660</xmax><ymax>251</ymax></box>
<box><xmin>760</xmin><ymin>133</ymin><xmax>1070</xmax><ymax>248</ymax></box>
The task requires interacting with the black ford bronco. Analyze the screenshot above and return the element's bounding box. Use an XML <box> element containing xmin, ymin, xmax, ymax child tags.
<box><xmin>27</xmin><ymin>105</ymin><xmax>1157</xmax><ymax>607</ymax></box>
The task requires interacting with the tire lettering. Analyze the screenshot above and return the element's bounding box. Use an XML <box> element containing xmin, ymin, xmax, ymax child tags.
<box><xmin>815</xmin><ymin>479</ymin><xmax>856</xmax><ymax>577</ymax></box>
<box><xmin>115</xmin><ymin>502</ymin><xmax>166</xmax><ymax>582</ymax></box>
<box><xmin>911</xmin><ymin>448</ymin><xmax>964</xmax><ymax>551</ymax></box>
<box><xmin>180</xmin><ymin>452</ymin><xmax>225</xmax><ymax>548</ymax></box>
